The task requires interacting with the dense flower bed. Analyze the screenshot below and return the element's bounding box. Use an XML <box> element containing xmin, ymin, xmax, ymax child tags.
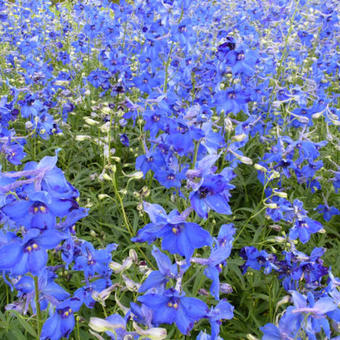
<box><xmin>0</xmin><ymin>0</ymin><xmax>339</xmax><ymax>339</ymax></box>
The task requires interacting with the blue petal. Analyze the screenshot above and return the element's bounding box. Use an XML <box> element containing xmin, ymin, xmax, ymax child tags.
<box><xmin>175</xmin><ymin>305</ymin><xmax>194</xmax><ymax>335</ymax></box>
<box><xmin>139</xmin><ymin>271</ymin><xmax>167</xmax><ymax>292</ymax></box>
<box><xmin>0</xmin><ymin>242</ymin><xmax>22</xmax><ymax>270</ymax></box>
<box><xmin>205</xmin><ymin>195</ymin><xmax>231</xmax><ymax>215</ymax></box>
<box><xmin>181</xmin><ymin>297</ymin><xmax>208</xmax><ymax>321</ymax></box>
<box><xmin>41</xmin><ymin>313</ymin><xmax>61</xmax><ymax>340</ymax></box>
<box><xmin>185</xmin><ymin>223</ymin><xmax>212</xmax><ymax>248</ymax></box>
<box><xmin>60</xmin><ymin>314</ymin><xmax>75</xmax><ymax>338</ymax></box>
<box><xmin>28</xmin><ymin>249</ymin><xmax>47</xmax><ymax>275</ymax></box>
<box><xmin>190</xmin><ymin>193</ymin><xmax>208</xmax><ymax>218</ymax></box>
<box><xmin>37</xmin><ymin>230</ymin><xmax>67</xmax><ymax>249</ymax></box>
<box><xmin>260</xmin><ymin>323</ymin><xmax>281</xmax><ymax>340</ymax></box>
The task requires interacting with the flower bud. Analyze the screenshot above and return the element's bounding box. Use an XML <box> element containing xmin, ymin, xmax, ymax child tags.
<box><xmin>133</xmin><ymin>322</ymin><xmax>167</xmax><ymax>339</ymax></box>
<box><xmin>84</xmin><ymin>117</ymin><xmax>98</xmax><ymax>126</ymax></box>
<box><xmin>265</xmin><ymin>203</ymin><xmax>278</xmax><ymax>209</ymax></box>
<box><xmin>254</xmin><ymin>163</ymin><xmax>267</xmax><ymax>172</ymax></box>
<box><xmin>273</xmin><ymin>190</ymin><xmax>287</xmax><ymax>198</ymax></box>
<box><xmin>89</xmin><ymin>317</ymin><xmax>124</xmax><ymax>333</ymax></box>
<box><xmin>232</xmin><ymin>133</ymin><xmax>247</xmax><ymax>142</ymax></box>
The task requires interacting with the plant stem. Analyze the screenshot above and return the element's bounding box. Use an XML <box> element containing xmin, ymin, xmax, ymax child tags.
<box><xmin>34</xmin><ymin>276</ymin><xmax>42</xmax><ymax>339</ymax></box>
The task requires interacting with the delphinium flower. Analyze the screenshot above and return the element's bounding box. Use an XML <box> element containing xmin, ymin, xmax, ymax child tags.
<box><xmin>207</xmin><ymin>299</ymin><xmax>234</xmax><ymax>339</ymax></box>
<box><xmin>192</xmin><ymin>224</ymin><xmax>235</xmax><ymax>300</ymax></box>
<box><xmin>316</xmin><ymin>204</ymin><xmax>340</xmax><ymax>222</ymax></box>
<box><xmin>138</xmin><ymin>288</ymin><xmax>208</xmax><ymax>335</ymax></box>
<box><xmin>261</xmin><ymin>290</ymin><xmax>339</xmax><ymax>340</ymax></box>
<box><xmin>73</xmin><ymin>241</ymin><xmax>117</xmax><ymax>281</ymax></box>
<box><xmin>132</xmin><ymin>202</ymin><xmax>212</xmax><ymax>261</ymax></box>
<box><xmin>0</xmin><ymin>228</ymin><xmax>67</xmax><ymax>276</ymax></box>
<box><xmin>189</xmin><ymin>167</ymin><xmax>235</xmax><ymax>219</ymax></box>
<box><xmin>138</xmin><ymin>246</ymin><xmax>178</xmax><ymax>293</ymax></box>
<box><xmin>6</xmin><ymin>269</ymin><xmax>70</xmax><ymax>315</ymax></box>
<box><xmin>240</xmin><ymin>246</ymin><xmax>277</xmax><ymax>274</ymax></box>
<box><xmin>40</xmin><ymin>297</ymin><xmax>82</xmax><ymax>340</ymax></box>
<box><xmin>289</xmin><ymin>199</ymin><xmax>323</xmax><ymax>244</ymax></box>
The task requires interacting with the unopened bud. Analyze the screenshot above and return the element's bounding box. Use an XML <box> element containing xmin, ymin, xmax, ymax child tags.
<box><xmin>133</xmin><ymin>322</ymin><xmax>167</xmax><ymax>339</ymax></box>
<box><xmin>254</xmin><ymin>163</ymin><xmax>267</xmax><ymax>172</ymax></box>
<box><xmin>269</xmin><ymin>224</ymin><xmax>282</xmax><ymax>232</ymax></box>
<box><xmin>246</xmin><ymin>334</ymin><xmax>258</xmax><ymax>340</ymax></box>
<box><xmin>220</xmin><ymin>283</ymin><xmax>233</xmax><ymax>294</ymax></box>
<box><xmin>98</xmin><ymin>194</ymin><xmax>110</xmax><ymax>200</ymax></box>
<box><xmin>122</xmin><ymin>274</ymin><xmax>140</xmax><ymax>291</ymax></box>
<box><xmin>273</xmin><ymin>190</ymin><xmax>287</xmax><ymax>198</ymax></box>
<box><xmin>102</xmin><ymin>173</ymin><xmax>112</xmax><ymax>181</ymax></box>
<box><xmin>89</xmin><ymin>317</ymin><xmax>124</xmax><ymax>333</ymax></box>
<box><xmin>312</xmin><ymin>112</ymin><xmax>322</xmax><ymax>119</ymax></box>
<box><xmin>265</xmin><ymin>203</ymin><xmax>278</xmax><ymax>209</ymax></box>
<box><xmin>129</xmin><ymin>249</ymin><xmax>138</xmax><ymax>262</ymax></box>
<box><xmin>232</xmin><ymin>133</ymin><xmax>247</xmax><ymax>142</ymax></box>
<box><xmin>84</xmin><ymin>117</ymin><xmax>98</xmax><ymax>126</ymax></box>
<box><xmin>75</xmin><ymin>134</ymin><xmax>90</xmax><ymax>141</ymax></box>
<box><xmin>124</xmin><ymin>171</ymin><xmax>144</xmax><ymax>180</ymax></box>
<box><xmin>269</xmin><ymin>171</ymin><xmax>280</xmax><ymax>180</ymax></box>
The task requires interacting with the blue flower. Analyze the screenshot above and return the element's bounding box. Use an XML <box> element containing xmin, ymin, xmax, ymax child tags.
<box><xmin>139</xmin><ymin>246</ymin><xmax>178</xmax><ymax>293</ymax></box>
<box><xmin>0</xmin><ymin>228</ymin><xmax>66</xmax><ymax>275</ymax></box>
<box><xmin>207</xmin><ymin>299</ymin><xmax>234</xmax><ymax>339</ymax></box>
<box><xmin>189</xmin><ymin>168</ymin><xmax>235</xmax><ymax>219</ymax></box>
<box><xmin>40</xmin><ymin>297</ymin><xmax>82</xmax><ymax>340</ymax></box>
<box><xmin>138</xmin><ymin>288</ymin><xmax>208</xmax><ymax>335</ymax></box>
<box><xmin>132</xmin><ymin>203</ymin><xmax>212</xmax><ymax>260</ymax></box>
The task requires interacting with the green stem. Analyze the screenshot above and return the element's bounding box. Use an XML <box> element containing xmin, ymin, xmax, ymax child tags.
<box><xmin>233</xmin><ymin>206</ymin><xmax>267</xmax><ymax>244</ymax></box>
<box><xmin>163</xmin><ymin>42</ymin><xmax>174</xmax><ymax>93</ymax></box>
<box><xmin>76</xmin><ymin>315</ymin><xmax>81</xmax><ymax>340</ymax></box>
<box><xmin>111</xmin><ymin>172</ymin><xmax>133</xmax><ymax>237</ymax></box>
<box><xmin>34</xmin><ymin>276</ymin><xmax>42</xmax><ymax>339</ymax></box>
<box><xmin>191</xmin><ymin>141</ymin><xmax>199</xmax><ymax>169</ymax></box>
<box><xmin>110</xmin><ymin>172</ymin><xmax>156</xmax><ymax>270</ymax></box>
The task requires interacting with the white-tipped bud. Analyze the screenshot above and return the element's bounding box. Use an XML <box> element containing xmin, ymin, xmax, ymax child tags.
<box><xmin>92</xmin><ymin>284</ymin><xmax>118</xmax><ymax>306</ymax></box>
<box><xmin>100</xmin><ymin>122</ymin><xmax>110</xmax><ymax>133</ymax></box>
<box><xmin>25</xmin><ymin>121</ymin><xmax>34</xmax><ymax>129</ymax></box>
<box><xmin>312</xmin><ymin>112</ymin><xmax>322</xmax><ymax>119</ymax></box>
<box><xmin>89</xmin><ymin>317</ymin><xmax>125</xmax><ymax>333</ymax></box>
<box><xmin>254</xmin><ymin>163</ymin><xmax>267</xmax><ymax>172</ymax></box>
<box><xmin>265</xmin><ymin>203</ymin><xmax>278</xmax><ymax>209</ymax></box>
<box><xmin>84</xmin><ymin>117</ymin><xmax>98</xmax><ymax>126</ymax></box>
<box><xmin>275</xmin><ymin>295</ymin><xmax>290</xmax><ymax>312</ymax></box>
<box><xmin>273</xmin><ymin>190</ymin><xmax>287</xmax><ymax>198</ymax></box>
<box><xmin>98</xmin><ymin>194</ymin><xmax>110</xmax><ymax>200</ymax></box>
<box><xmin>133</xmin><ymin>322</ymin><xmax>167</xmax><ymax>339</ymax></box>
<box><xmin>318</xmin><ymin>228</ymin><xmax>326</xmax><ymax>234</ymax></box>
<box><xmin>109</xmin><ymin>257</ymin><xmax>133</xmax><ymax>273</ymax></box>
<box><xmin>75</xmin><ymin>135</ymin><xmax>91</xmax><ymax>141</ymax></box>
<box><xmin>232</xmin><ymin>133</ymin><xmax>247</xmax><ymax>142</ymax></box>
<box><xmin>269</xmin><ymin>224</ymin><xmax>282</xmax><ymax>232</ymax></box>
<box><xmin>54</xmin><ymin>80</ymin><xmax>69</xmax><ymax>86</ymax></box>
<box><xmin>124</xmin><ymin>171</ymin><xmax>144</xmax><ymax>180</ymax></box>
<box><xmin>102</xmin><ymin>173</ymin><xmax>112</xmax><ymax>181</ymax></box>
<box><xmin>239</xmin><ymin>156</ymin><xmax>253</xmax><ymax>165</ymax></box>
<box><xmin>122</xmin><ymin>274</ymin><xmax>140</xmax><ymax>292</ymax></box>
<box><xmin>224</xmin><ymin>117</ymin><xmax>233</xmax><ymax>131</ymax></box>
<box><xmin>129</xmin><ymin>249</ymin><xmax>138</xmax><ymax>262</ymax></box>
<box><xmin>269</xmin><ymin>170</ymin><xmax>280</xmax><ymax>180</ymax></box>
<box><xmin>274</xmin><ymin>236</ymin><xmax>286</xmax><ymax>243</ymax></box>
